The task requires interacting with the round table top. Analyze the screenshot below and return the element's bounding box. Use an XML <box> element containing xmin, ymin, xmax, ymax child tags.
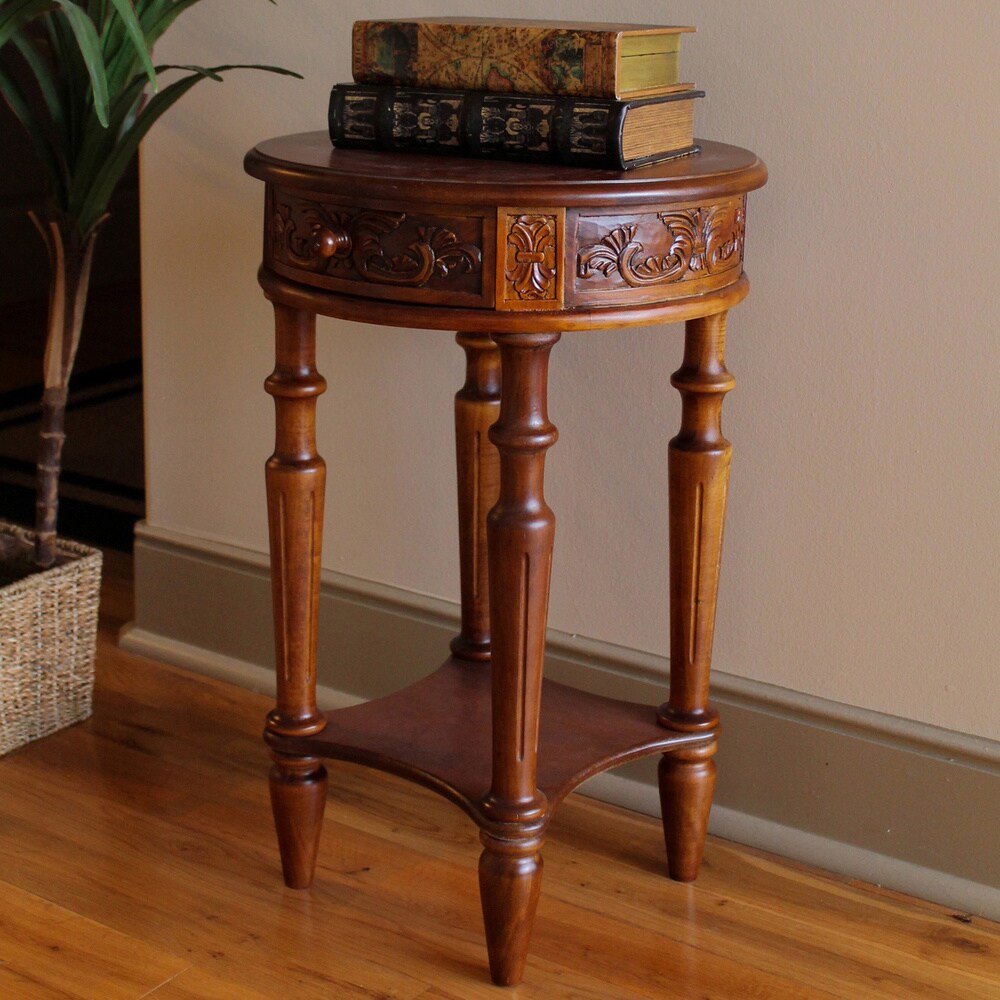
<box><xmin>246</xmin><ymin>131</ymin><xmax>766</xmax><ymax>332</ymax></box>
<box><xmin>245</xmin><ymin>131</ymin><xmax>767</xmax><ymax>208</ymax></box>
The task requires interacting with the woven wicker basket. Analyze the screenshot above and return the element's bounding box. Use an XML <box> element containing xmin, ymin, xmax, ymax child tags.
<box><xmin>0</xmin><ymin>521</ymin><xmax>102</xmax><ymax>756</ymax></box>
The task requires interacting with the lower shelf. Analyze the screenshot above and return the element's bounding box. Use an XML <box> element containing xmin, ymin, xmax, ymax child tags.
<box><xmin>268</xmin><ymin>656</ymin><xmax>710</xmax><ymax>831</ymax></box>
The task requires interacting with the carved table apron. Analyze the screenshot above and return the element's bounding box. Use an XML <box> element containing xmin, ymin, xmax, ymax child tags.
<box><xmin>245</xmin><ymin>132</ymin><xmax>767</xmax><ymax>986</ymax></box>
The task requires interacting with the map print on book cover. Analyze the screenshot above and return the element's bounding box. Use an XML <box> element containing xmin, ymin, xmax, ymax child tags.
<box><xmin>352</xmin><ymin>18</ymin><xmax>694</xmax><ymax>99</ymax></box>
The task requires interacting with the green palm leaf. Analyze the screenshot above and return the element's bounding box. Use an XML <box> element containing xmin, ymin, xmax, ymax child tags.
<box><xmin>73</xmin><ymin>62</ymin><xmax>301</xmax><ymax>235</ymax></box>
<box><xmin>0</xmin><ymin>0</ymin><xmax>301</xmax><ymax>557</ymax></box>
<box><xmin>1</xmin><ymin>0</ymin><xmax>112</xmax><ymax>124</ymax></box>
<box><xmin>12</xmin><ymin>33</ymin><xmax>64</xmax><ymax>134</ymax></box>
<box><xmin>100</xmin><ymin>0</ymin><xmax>157</xmax><ymax>94</ymax></box>
<box><xmin>137</xmin><ymin>0</ymin><xmax>202</xmax><ymax>50</ymax></box>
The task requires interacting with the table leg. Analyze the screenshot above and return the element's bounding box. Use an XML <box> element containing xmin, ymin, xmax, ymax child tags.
<box><xmin>658</xmin><ymin>311</ymin><xmax>734</xmax><ymax>882</ymax></box>
<box><xmin>450</xmin><ymin>332</ymin><xmax>501</xmax><ymax>663</ymax></box>
<box><xmin>479</xmin><ymin>330</ymin><xmax>560</xmax><ymax>986</ymax></box>
<box><xmin>264</xmin><ymin>303</ymin><xmax>328</xmax><ymax>889</ymax></box>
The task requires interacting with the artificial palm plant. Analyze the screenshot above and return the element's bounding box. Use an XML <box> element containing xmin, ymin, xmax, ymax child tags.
<box><xmin>0</xmin><ymin>0</ymin><xmax>297</xmax><ymax>568</ymax></box>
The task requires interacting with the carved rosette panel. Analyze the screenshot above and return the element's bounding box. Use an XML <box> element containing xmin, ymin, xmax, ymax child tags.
<box><xmin>268</xmin><ymin>193</ymin><xmax>484</xmax><ymax>299</ymax></box>
<box><xmin>497</xmin><ymin>208</ymin><xmax>564</xmax><ymax>311</ymax></box>
<box><xmin>506</xmin><ymin>215</ymin><xmax>557</xmax><ymax>300</ymax></box>
<box><xmin>574</xmin><ymin>197</ymin><xmax>746</xmax><ymax>300</ymax></box>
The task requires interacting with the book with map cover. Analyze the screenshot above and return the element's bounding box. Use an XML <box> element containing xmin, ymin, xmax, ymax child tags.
<box><xmin>329</xmin><ymin>83</ymin><xmax>702</xmax><ymax>170</ymax></box>
<box><xmin>351</xmin><ymin>18</ymin><xmax>695</xmax><ymax>100</ymax></box>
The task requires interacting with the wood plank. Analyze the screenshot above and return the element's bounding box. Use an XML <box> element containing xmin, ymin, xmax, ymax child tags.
<box><xmin>0</xmin><ymin>882</ymin><xmax>188</xmax><ymax>999</ymax></box>
<box><xmin>0</xmin><ymin>711</ymin><xmax>653</xmax><ymax>999</ymax></box>
<box><xmin>311</xmin><ymin>764</ymin><xmax>999</xmax><ymax>994</ymax></box>
<box><xmin>95</xmin><ymin>644</ymin><xmax>1000</xmax><ymax>997</ymax></box>
<box><xmin>0</xmin><ymin>968</ymin><xmax>75</xmax><ymax>1000</ymax></box>
<box><xmin>142</xmin><ymin>965</ymin><xmax>342</xmax><ymax>1000</ymax></box>
<box><xmin>0</xmin><ymin>765</ymin><xmax>672</xmax><ymax>999</ymax></box>
<box><xmin>546</xmin><ymin>799</ymin><xmax>1000</xmax><ymax>998</ymax></box>
<box><xmin>0</xmin><ymin>558</ymin><xmax>996</xmax><ymax>999</ymax></box>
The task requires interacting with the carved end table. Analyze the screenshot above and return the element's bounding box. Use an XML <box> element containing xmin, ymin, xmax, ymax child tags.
<box><xmin>244</xmin><ymin>132</ymin><xmax>766</xmax><ymax>986</ymax></box>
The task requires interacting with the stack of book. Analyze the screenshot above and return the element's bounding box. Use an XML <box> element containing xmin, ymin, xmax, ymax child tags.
<box><xmin>328</xmin><ymin>17</ymin><xmax>702</xmax><ymax>170</ymax></box>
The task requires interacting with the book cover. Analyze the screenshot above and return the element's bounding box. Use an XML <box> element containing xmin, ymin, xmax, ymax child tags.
<box><xmin>329</xmin><ymin>83</ymin><xmax>702</xmax><ymax>170</ymax></box>
<box><xmin>351</xmin><ymin>18</ymin><xmax>694</xmax><ymax>99</ymax></box>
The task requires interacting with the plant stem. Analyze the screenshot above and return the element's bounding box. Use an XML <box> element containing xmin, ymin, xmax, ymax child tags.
<box><xmin>36</xmin><ymin>384</ymin><xmax>69</xmax><ymax>568</ymax></box>
<box><xmin>30</xmin><ymin>212</ymin><xmax>102</xmax><ymax>568</ymax></box>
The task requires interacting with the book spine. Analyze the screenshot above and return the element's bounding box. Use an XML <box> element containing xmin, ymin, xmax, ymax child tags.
<box><xmin>328</xmin><ymin>84</ymin><xmax>701</xmax><ymax>170</ymax></box>
<box><xmin>351</xmin><ymin>20</ymin><xmax>618</xmax><ymax>98</ymax></box>
<box><xmin>329</xmin><ymin>85</ymin><xmax>700</xmax><ymax>170</ymax></box>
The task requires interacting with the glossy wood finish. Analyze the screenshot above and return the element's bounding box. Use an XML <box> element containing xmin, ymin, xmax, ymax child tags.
<box><xmin>263</xmin><ymin>303</ymin><xmax>327</xmax><ymax>888</ymax></box>
<box><xmin>450</xmin><ymin>332</ymin><xmax>500</xmax><ymax>663</ymax></box>
<box><xmin>480</xmin><ymin>331</ymin><xmax>557</xmax><ymax>981</ymax></box>
<box><xmin>245</xmin><ymin>132</ymin><xmax>766</xmax><ymax>333</ymax></box>
<box><xmin>268</xmin><ymin>749</ymin><xmax>327</xmax><ymax>889</ymax></box>
<box><xmin>268</xmin><ymin>658</ymin><xmax>708</xmax><ymax>826</ymax></box>
<box><xmin>247</xmin><ymin>135</ymin><xmax>767</xmax><ymax>985</ymax></box>
<box><xmin>658</xmin><ymin>743</ymin><xmax>716</xmax><ymax>882</ymax></box>
<box><xmin>259</xmin><ymin>265</ymin><xmax>749</xmax><ymax>334</ymax></box>
<box><xmin>263</xmin><ymin>303</ymin><xmax>326</xmax><ymax>740</ymax></box>
<box><xmin>245</xmin><ymin>132</ymin><xmax>767</xmax><ymax>207</ymax></box>
<box><xmin>6</xmin><ymin>577</ymin><xmax>997</xmax><ymax>1000</ymax></box>
<box><xmin>657</xmin><ymin>309</ymin><xmax>734</xmax><ymax>881</ymax></box>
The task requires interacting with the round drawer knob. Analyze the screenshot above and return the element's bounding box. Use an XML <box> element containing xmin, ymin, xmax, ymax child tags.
<box><xmin>311</xmin><ymin>226</ymin><xmax>351</xmax><ymax>259</ymax></box>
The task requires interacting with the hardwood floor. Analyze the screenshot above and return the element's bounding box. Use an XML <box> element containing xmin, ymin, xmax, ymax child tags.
<box><xmin>0</xmin><ymin>553</ymin><xmax>997</xmax><ymax>998</ymax></box>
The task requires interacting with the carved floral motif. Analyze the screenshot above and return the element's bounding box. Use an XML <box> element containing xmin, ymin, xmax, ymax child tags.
<box><xmin>577</xmin><ymin>199</ymin><xmax>746</xmax><ymax>288</ymax></box>
<box><xmin>274</xmin><ymin>202</ymin><xmax>354</xmax><ymax>270</ymax></box>
<box><xmin>504</xmin><ymin>214</ymin><xmax>558</xmax><ymax>301</ymax></box>
<box><xmin>272</xmin><ymin>199</ymin><xmax>481</xmax><ymax>288</ymax></box>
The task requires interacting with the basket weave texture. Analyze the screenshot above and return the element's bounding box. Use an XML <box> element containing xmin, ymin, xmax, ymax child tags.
<box><xmin>0</xmin><ymin>522</ymin><xmax>102</xmax><ymax>756</ymax></box>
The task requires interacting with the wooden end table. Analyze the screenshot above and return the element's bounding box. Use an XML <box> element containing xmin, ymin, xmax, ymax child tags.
<box><xmin>244</xmin><ymin>132</ymin><xmax>766</xmax><ymax>986</ymax></box>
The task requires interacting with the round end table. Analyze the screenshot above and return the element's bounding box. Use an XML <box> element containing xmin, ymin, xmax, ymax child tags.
<box><xmin>245</xmin><ymin>133</ymin><xmax>766</xmax><ymax>985</ymax></box>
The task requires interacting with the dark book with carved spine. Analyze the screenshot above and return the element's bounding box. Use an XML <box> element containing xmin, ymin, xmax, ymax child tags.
<box><xmin>328</xmin><ymin>84</ymin><xmax>703</xmax><ymax>170</ymax></box>
<box><xmin>352</xmin><ymin>18</ymin><xmax>695</xmax><ymax>100</ymax></box>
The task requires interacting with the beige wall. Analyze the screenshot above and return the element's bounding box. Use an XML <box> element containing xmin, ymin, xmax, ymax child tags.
<box><xmin>140</xmin><ymin>1</ymin><xmax>1000</xmax><ymax>741</ymax></box>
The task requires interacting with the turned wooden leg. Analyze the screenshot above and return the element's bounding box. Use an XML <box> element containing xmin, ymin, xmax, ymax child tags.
<box><xmin>264</xmin><ymin>303</ymin><xmax>328</xmax><ymax>889</ymax></box>
<box><xmin>657</xmin><ymin>311</ymin><xmax>734</xmax><ymax>882</ymax></box>
<box><xmin>479</xmin><ymin>832</ymin><xmax>543</xmax><ymax>985</ymax></box>
<box><xmin>269</xmin><ymin>750</ymin><xmax>328</xmax><ymax>889</ymax></box>
<box><xmin>450</xmin><ymin>332</ymin><xmax>501</xmax><ymax>663</ymax></box>
<box><xmin>478</xmin><ymin>331</ymin><xmax>559</xmax><ymax>986</ymax></box>
<box><xmin>658</xmin><ymin>745</ymin><xmax>716</xmax><ymax>882</ymax></box>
